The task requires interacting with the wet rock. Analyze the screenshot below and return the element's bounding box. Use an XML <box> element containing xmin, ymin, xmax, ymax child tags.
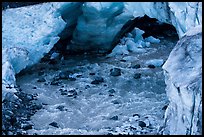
<box><xmin>49</xmin><ymin>59</ymin><xmax>58</xmax><ymax>65</ymax></box>
<box><xmin>21</xmin><ymin>123</ymin><xmax>33</xmax><ymax>130</ymax></box>
<box><xmin>110</xmin><ymin>115</ymin><xmax>118</xmax><ymax>120</ymax></box>
<box><xmin>148</xmin><ymin>65</ymin><xmax>155</xmax><ymax>69</ymax></box>
<box><xmin>49</xmin><ymin>122</ymin><xmax>59</xmax><ymax>128</ymax></box>
<box><xmin>133</xmin><ymin>113</ymin><xmax>140</xmax><ymax>117</ymax></box>
<box><xmin>85</xmin><ymin>85</ymin><xmax>90</xmax><ymax>89</ymax></box>
<box><xmin>32</xmin><ymin>87</ymin><xmax>37</xmax><ymax>89</ymax></box>
<box><xmin>134</xmin><ymin>73</ymin><xmax>141</xmax><ymax>79</ymax></box>
<box><xmin>111</xmin><ymin>100</ymin><xmax>120</xmax><ymax>104</ymax></box>
<box><xmin>138</xmin><ymin>121</ymin><xmax>146</xmax><ymax>128</ymax></box>
<box><xmin>50</xmin><ymin>80</ymin><xmax>60</xmax><ymax>86</ymax></box>
<box><xmin>37</xmin><ymin>77</ymin><xmax>46</xmax><ymax>82</ymax></box>
<box><xmin>91</xmin><ymin>76</ymin><xmax>104</xmax><ymax>84</ymax></box>
<box><xmin>38</xmin><ymin>71</ymin><xmax>44</xmax><ymax>76</ymax></box>
<box><xmin>108</xmin><ymin>89</ymin><xmax>116</xmax><ymax>94</ymax></box>
<box><xmin>59</xmin><ymin>71</ymin><xmax>73</xmax><ymax>79</ymax></box>
<box><xmin>162</xmin><ymin>105</ymin><xmax>168</xmax><ymax>110</ymax></box>
<box><xmin>60</xmin><ymin>89</ymin><xmax>68</xmax><ymax>95</ymax></box>
<box><xmin>89</xmin><ymin>72</ymin><xmax>95</xmax><ymax>75</ymax></box>
<box><xmin>132</xmin><ymin>64</ymin><xmax>140</xmax><ymax>69</ymax></box>
<box><xmin>67</xmin><ymin>89</ymin><xmax>77</xmax><ymax>97</ymax></box>
<box><xmin>56</xmin><ymin>105</ymin><xmax>65</xmax><ymax>111</ymax></box>
<box><xmin>110</xmin><ymin>68</ymin><xmax>121</xmax><ymax>76</ymax></box>
<box><xmin>76</xmin><ymin>74</ymin><xmax>82</xmax><ymax>78</ymax></box>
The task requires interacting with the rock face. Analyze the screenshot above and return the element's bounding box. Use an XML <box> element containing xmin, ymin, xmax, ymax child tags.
<box><xmin>161</xmin><ymin>25</ymin><xmax>202</xmax><ymax>135</ymax></box>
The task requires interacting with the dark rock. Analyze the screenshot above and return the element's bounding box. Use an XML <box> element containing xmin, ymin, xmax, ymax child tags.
<box><xmin>133</xmin><ymin>113</ymin><xmax>140</xmax><ymax>117</ymax></box>
<box><xmin>85</xmin><ymin>85</ymin><xmax>90</xmax><ymax>89</ymax></box>
<box><xmin>32</xmin><ymin>87</ymin><xmax>37</xmax><ymax>89</ymax></box>
<box><xmin>50</xmin><ymin>80</ymin><xmax>59</xmax><ymax>86</ymax></box>
<box><xmin>61</xmin><ymin>89</ymin><xmax>68</xmax><ymax>95</ymax></box>
<box><xmin>110</xmin><ymin>68</ymin><xmax>121</xmax><ymax>76</ymax></box>
<box><xmin>59</xmin><ymin>71</ymin><xmax>73</xmax><ymax>79</ymax></box>
<box><xmin>109</xmin><ymin>94</ymin><xmax>114</xmax><ymax>97</ymax></box>
<box><xmin>68</xmin><ymin>77</ymin><xmax>76</xmax><ymax>81</ymax></box>
<box><xmin>111</xmin><ymin>100</ymin><xmax>120</xmax><ymax>104</ymax></box>
<box><xmin>67</xmin><ymin>90</ymin><xmax>77</xmax><ymax>97</ymax></box>
<box><xmin>162</xmin><ymin>105</ymin><xmax>168</xmax><ymax>110</ymax></box>
<box><xmin>38</xmin><ymin>71</ymin><xmax>44</xmax><ymax>76</ymax></box>
<box><xmin>108</xmin><ymin>89</ymin><xmax>115</xmax><ymax>94</ymax></box>
<box><xmin>37</xmin><ymin>78</ymin><xmax>46</xmax><ymax>82</ymax></box>
<box><xmin>120</xmin><ymin>59</ymin><xmax>126</xmax><ymax>62</ymax></box>
<box><xmin>22</xmin><ymin>123</ymin><xmax>33</xmax><ymax>130</ymax></box>
<box><xmin>104</xmin><ymin>84</ymin><xmax>107</xmax><ymax>87</ymax></box>
<box><xmin>134</xmin><ymin>73</ymin><xmax>141</xmax><ymax>79</ymax></box>
<box><xmin>107</xmin><ymin>133</ymin><xmax>113</xmax><ymax>135</ymax></box>
<box><xmin>89</xmin><ymin>72</ymin><xmax>95</xmax><ymax>75</ymax></box>
<box><xmin>91</xmin><ymin>76</ymin><xmax>104</xmax><ymax>84</ymax></box>
<box><xmin>56</xmin><ymin>105</ymin><xmax>65</xmax><ymax>111</ymax></box>
<box><xmin>138</xmin><ymin>121</ymin><xmax>146</xmax><ymax>128</ymax></box>
<box><xmin>49</xmin><ymin>59</ymin><xmax>58</xmax><ymax>65</ymax></box>
<box><xmin>132</xmin><ymin>64</ymin><xmax>141</xmax><ymax>69</ymax></box>
<box><xmin>110</xmin><ymin>115</ymin><xmax>118</xmax><ymax>120</ymax></box>
<box><xmin>49</xmin><ymin>122</ymin><xmax>59</xmax><ymax>128</ymax></box>
<box><xmin>148</xmin><ymin>65</ymin><xmax>155</xmax><ymax>68</ymax></box>
<box><xmin>76</xmin><ymin>74</ymin><xmax>82</xmax><ymax>78</ymax></box>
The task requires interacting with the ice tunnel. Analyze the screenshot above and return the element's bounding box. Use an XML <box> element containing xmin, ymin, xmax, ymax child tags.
<box><xmin>2</xmin><ymin>2</ymin><xmax>202</xmax><ymax>135</ymax></box>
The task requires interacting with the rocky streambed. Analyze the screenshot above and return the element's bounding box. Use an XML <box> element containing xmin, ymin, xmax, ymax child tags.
<box><xmin>2</xmin><ymin>33</ymin><xmax>178</xmax><ymax>135</ymax></box>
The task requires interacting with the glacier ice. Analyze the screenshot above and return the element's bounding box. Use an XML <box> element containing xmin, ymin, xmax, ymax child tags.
<box><xmin>161</xmin><ymin>25</ymin><xmax>202</xmax><ymax>135</ymax></box>
<box><xmin>145</xmin><ymin>59</ymin><xmax>164</xmax><ymax>67</ymax></box>
<box><xmin>2</xmin><ymin>2</ymin><xmax>80</xmax><ymax>100</ymax></box>
<box><xmin>144</xmin><ymin>36</ymin><xmax>160</xmax><ymax>44</ymax></box>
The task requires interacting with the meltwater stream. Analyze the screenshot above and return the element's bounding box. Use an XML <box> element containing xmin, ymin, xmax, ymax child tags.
<box><xmin>16</xmin><ymin>36</ymin><xmax>178</xmax><ymax>135</ymax></box>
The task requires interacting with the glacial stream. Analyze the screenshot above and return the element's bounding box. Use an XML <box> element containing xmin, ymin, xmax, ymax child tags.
<box><xmin>16</xmin><ymin>35</ymin><xmax>178</xmax><ymax>135</ymax></box>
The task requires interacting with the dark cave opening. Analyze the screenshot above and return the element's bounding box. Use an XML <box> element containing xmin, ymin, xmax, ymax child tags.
<box><xmin>111</xmin><ymin>15</ymin><xmax>179</xmax><ymax>52</ymax></box>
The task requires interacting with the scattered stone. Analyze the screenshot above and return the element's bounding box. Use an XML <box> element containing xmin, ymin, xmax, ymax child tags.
<box><xmin>21</xmin><ymin>123</ymin><xmax>33</xmax><ymax>130</ymax></box>
<box><xmin>162</xmin><ymin>105</ymin><xmax>168</xmax><ymax>110</ymax></box>
<box><xmin>110</xmin><ymin>68</ymin><xmax>121</xmax><ymax>76</ymax></box>
<box><xmin>76</xmin><ymin>74</ymin><xmax>82</xmax><ymax>78</ymax></box>
<box><xmin>108</xmin><ymin>89</ymin><xmax>116</xmax><ymax>94</ymax></box>
<box><xmin>49</xmin><ymin>59</ymin><xmax>58</xmax><ymax>65</ymax></box>
<box><xmin>85</xmin><ymin>85</ymin><xmax>90</xmax><ymax>89</ymax></box>
<box><xmin>104</xmin><ymin>84</ymin><xmax>107</xmax><ymax>87</ymax></box>
<box><xmin>148</xmin><ymin>65</ymin><xmax>155</xmax><ymax>69</ymax></box>
<box><xmin>111</xmin><ymin>100</ymin><xmax>120</xmax><ymax>104</ymax></box>
<box><xmin>50</xmin><ymin>80</ymin><xmax>59</xmax><ymax>86</ymax></box>
<box><xmin>56</xmin><ymin>105</ymin><xmax>65</xmax><ymax>111</ymax></box>
<box><xmin>89</xmin><ymin>72</ymin><xmax>95</xmax><ymax>75</ymax></box>
<box><xmin>49</xmin><ymin>122</ymin><xmax>59</xmax><ymax>128</ymax></box>
<box><xmin>37</xmin><ymin>78</ymin><xmax>46</xmax><ymax>82</ymax></box>
<box><xmin>32</xmin><ymin>87</ymin><xmax>37</xmax><ymax>89</ymax></box>
<box><xmin>110</xmin><ymin>115</ymin><xmax>118</xmax><ymax>120</ymax></box>
<box><xmin>67</xmin><ymin>90</ymin><xmax>77</xmax><ymax>97</ymax></box>
<box><xmin>138</xmin><ymin>121</ymin><xmax>146</xmax><ymax>128</ymax></box>
<box><xmin>91</xmin><ymin>76</ymin><xmax>104</xmax><ymax>84</ymax></box>
<box><xmin>120</xmin><ymin>59</ymin><xmax>126</xmax><ymax>62</ymax></box>
<box><xmin>134</xmin><ymin>73</ymin><xmax>141</xmax><ymax>79</ymax></box>
<box><xmin>109</xmin><ymin>94</ymin><xmax>114</xmax><ymax>97</ymax></box>
<box><xmin>132</xmin><ymin>64</ymin><xmax>140</xmax><ymax>69</ymax></box>
<box><xmin>38</xmin><ymin>71</ymin><xmax>44</xmax><ymax>76</ymax></box>
<box><xmin>133</xmin><ymin>113</ymin><xmax>140</xmax><ymax>117</ymax></box>
<box><xmin>61</xmin><ymin>89</ymin><xmax>68</xmax><ymax>95</ymax></box>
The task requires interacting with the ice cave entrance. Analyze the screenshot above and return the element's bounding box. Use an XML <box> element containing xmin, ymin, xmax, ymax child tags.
<box><xmin>15</xmin><ymin>14</ymin><xmax>179</xmax><ymax>135</ymax></box>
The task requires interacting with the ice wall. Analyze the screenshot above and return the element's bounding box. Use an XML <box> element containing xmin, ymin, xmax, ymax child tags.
<box><xmin>71</xmin><ymin>2</ymin><xmax>202</xmax><ymax>52</ymax></box>
<box><xmin>2</xmin><ymin>2</ymin><xmax>80</xmax><ymax>100</ymax></box>
<box><xmin>161</xmin><ymin>25</ymin><xmax>202</xmax><ymax>135</ymax></box>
